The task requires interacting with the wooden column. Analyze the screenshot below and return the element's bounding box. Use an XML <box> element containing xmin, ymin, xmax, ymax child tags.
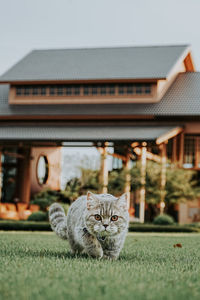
<box><xmin>124</xmin><ymin>153</ymin><xmax>131</xmax><ymax>210</ymax></box>
<box><xmin>160</xmin><ymin>143</ymin><xmax>167</xmax><ymax>214</ymax></box>
<box><xmin>178</xmin><ymin>132</ymin><xmax>184</xmax><ymax>167</ymax></box>
<box><xmin>195</xmin><ymin>137</ymin><xmax>199</xmax><ymax>169</ymax></box>
<box><xmin>139</xmin><ymin>142</ymin><xmax>147</xmax><ymax>223</ymax></box>
<box><xmin>17</xmin><ymin>148</ymin><xmax>31</xmax><ymax>203</ymax></box>
<box><xmin>99</xmin><ymin>142</ymin><xmax>108</xmax><ymax>194</ymax></box>
<box><xmin>0</xmin><ymin>149</ymin><xmax>2</xmax><ymax>203</ymax></box>
<box><xmin>172</xmin><ymin>137</ymin><xmax>177</xmax><ymax>164</ymax></box>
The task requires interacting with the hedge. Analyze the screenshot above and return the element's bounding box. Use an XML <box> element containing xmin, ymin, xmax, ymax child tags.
<box><xmin>129</xmin><ymin>223</ymin><xmax>200</xmax><ymax>233</ymax></box>
<box><xmin>0</xmin><ymin>220</ymin><xmax>51</xmax><ymax>231</ymax></box>
<box><xmin>0</xmin><ymin>220</ymin><xmax>199</xmax><ymax>233</ymax></box>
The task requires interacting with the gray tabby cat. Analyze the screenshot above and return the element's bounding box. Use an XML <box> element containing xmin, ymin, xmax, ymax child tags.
<box><xmin>49</xmin><ymin>191</ymin><xmax>129</xmax><ymax>260</ymax></box>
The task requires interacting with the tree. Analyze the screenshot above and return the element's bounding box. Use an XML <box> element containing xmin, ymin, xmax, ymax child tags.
<box><xmin>130</xmin><ymin>161</ymin><xmax>199</xmax><ymax>205</ymax></box>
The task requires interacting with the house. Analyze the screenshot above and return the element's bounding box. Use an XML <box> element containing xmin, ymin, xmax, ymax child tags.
<box><xmin>0</xmin><ymin>44</ymin><xmax>200</xmax><ymax>223</ymax></box>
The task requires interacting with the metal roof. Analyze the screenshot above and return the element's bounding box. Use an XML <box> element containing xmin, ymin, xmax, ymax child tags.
<box><xmin>0</xmin><ymin>125</ymin><xmax>176</xmax><ymax>141</ymax></box>
<box><xmin>0</xmin><ymin>45</ymin><xmax>189</xmax><ymax>82</ymax></box>
<box><xmin>0</xmin><ymin>72</ymin><xmax>200</xmax><ymax>117</ymax></box>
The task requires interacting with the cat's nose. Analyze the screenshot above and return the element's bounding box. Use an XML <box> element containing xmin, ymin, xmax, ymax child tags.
<box><xmin>103</xmin><ymin>224</ymin><xmax>108</xmax><ymax>229</ymax></box>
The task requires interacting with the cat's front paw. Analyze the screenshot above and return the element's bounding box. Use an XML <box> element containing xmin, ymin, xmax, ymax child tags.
<box><xmin>103</xmin><ymin>254</ymin><xmax>118</xmax><ymax>260</ymax></box>
<box><xmin>88</xmin><ymin>248</ymin><xmax>103</xmax><ymax>259</ymax></box>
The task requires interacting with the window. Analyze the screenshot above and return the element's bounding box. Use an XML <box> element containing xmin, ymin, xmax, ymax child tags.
<box><xmin>84</xmin><ymin>86</ymin><xmax>89</xmax><ymax>95</ymax></box>
<box><xmin>100</xmin><ymin>85</ymin><xmax>106</xmax><ymax>95</ymax></box>
<box><xmin>127</xmin><ymin>84</ymin><xmax>133</xmax><ymax>94</ymax></box>
<box><xmin>57</xmin><ymin>86</ymin><xmax>63</xmax><ymax>95</ymax></box>
<box><xmin>32</xmin><ymin>87</ymin><xmax>39</xmax><ymax>95</ymax></box>
<box><xmin>144</xmin><ymin>84</ymin><xmax>151</xmax><ymax>94</ymax></box>
<box><xmin>183</xmin><ymin>135</ymin><xmax>196</xmax><ymax>168</ymax></box>
<box><xmin>41</xmin><ymin>86</ymin><xmax>46</xmax><ymax>95</ymax></box>
<box><xmin>92</xmin><ymin>86</ymin><xmax>98</xmax><ymax>95</ymax></box>
<box><xmin>74</xmin><ymin>85</ymin><xmax>80</xmax><ymax>95</ymax></box>
<box><xmin>136</xmin><ymin>84</ymin><xmax>142</xmax><ymax>94</ymax></box>
<box><xmin>119</xmin><ymin>84</ymin><xmax>125</xmax><ymax>95</ymax></box>
<box><xmin>15</xmin><ymin>83</ymin><xmax>152</xmax><ymax>98</ymax></box>
<box><xmin>108</xmin><ymin>85</ymin><xmax>115</xmax><ymax>95</ymax></box>
<box><xmin>37</xmin><ymin>155</ymin><xmax>49</xmax><ymax>185</ymax></box>
<box><xmin>16</xmin><ymin>87</ymin><xmax>22</xmax><ymax>95</ymax></box>
<box><xmin>24</xmin><ymin>86</ymin><xmax>30</xmax><ymax>95</ymax></box>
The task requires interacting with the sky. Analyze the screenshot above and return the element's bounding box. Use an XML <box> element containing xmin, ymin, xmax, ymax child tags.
<box><xmin>0</xmin><ymin>0</ymin><xmax>200</xmax><ymax>75</ymax></box>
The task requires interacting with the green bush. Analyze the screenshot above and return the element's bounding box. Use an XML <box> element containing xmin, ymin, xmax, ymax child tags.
<box><xmin>31</xmin><ymin>198</ymin><xmax>53</xmax><ymax>211</ymax></box>
<box><xmin>153</xmin><ymin>214</ymin><xmax>175</xmax><ymax>225</ymax></box>
<box><xmin>108</xmin><ymin>169</ymin><xmax>126</xmax><ymax>195</ymax></box>
<box><xmin>0</xmin><ymin>220</ymin><xmax>199</xmax><ymax>233</ymax></box>
<box><xmin>129</xmin><ymin>223</ymin><xmax>200</xmax><ymax>233</ymax></box>
<box><xmin>31</xmin><ymin>189</ymin><xmax>71</xmax><ymax>211</ymax></box>
<box><xmin>0</xmin><ymin>220</ymin><xmax>51</xmax><ymax>231</ymax></box>
<box><xmin>28</xmin><ymin>211</ymin><xmax>48</xmax><ymax>222</ymax></box>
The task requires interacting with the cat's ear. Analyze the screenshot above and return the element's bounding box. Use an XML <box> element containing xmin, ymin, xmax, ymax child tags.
<box><xmin>86</xmin><ymin>191</ymin><xmax>99</xmax><ymax>210</ymax></box>
<box><xmin>117</xmin><ymin>193</ymin><xmax>128</xmax><ymax>211</ymax></box>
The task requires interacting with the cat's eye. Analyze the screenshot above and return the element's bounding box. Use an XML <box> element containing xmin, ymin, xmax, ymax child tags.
<box><xmin>94</xmin><ymin>214</ymin><xmax>102</xmax><ymax>221</ymax></box>
<box><xmin>111</xmin><ymin>215</ymin><xmax>118</xmax><ymax>221</ymax></box>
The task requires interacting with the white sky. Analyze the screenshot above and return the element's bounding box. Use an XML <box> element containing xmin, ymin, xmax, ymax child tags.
<box><xmin>0</xmin><ymin>0</ymin><xmax>200</xmax><ymax>75</ymax></box>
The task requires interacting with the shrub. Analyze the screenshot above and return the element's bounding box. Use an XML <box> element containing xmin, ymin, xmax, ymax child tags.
<box><xmin>0</xmin><ymin>220</ymin><xmax>51</xmax><ymax>231</ymax></box>
<box><xmin>30</xmin><ymin>198</ymin><xmax>53</xmax><ymax>211</ymax></box>
<box><xmin>153</xmin><ymin>214</ymin><xmax>175</xmax><ymax>225</ymax></box>
<box><xmin>31</xmin><ymin>189</ymin><xmax>71</xmax><ymax>211</ymax></box>
<box><xmin>28</xmin><ymin>211</ymin><xmax>48</xmax><ymax>222</ymax></box>
<box><xmin>128</xmin><ymin>223</ymin><xmax>200</xmax><ymax>233</ymax></box>
<box><xmin>108</xmin><ymin>169</ymin><xmax>126</xmax><ymax>195</ymax></box>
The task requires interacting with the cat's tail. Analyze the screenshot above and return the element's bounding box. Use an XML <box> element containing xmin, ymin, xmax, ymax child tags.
<box><xmin>49</xmin><ymin>203</ymin><xmax>68</xmax><ymax>239</ymax></box>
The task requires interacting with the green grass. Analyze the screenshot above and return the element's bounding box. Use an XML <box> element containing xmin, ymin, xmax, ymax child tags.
<box><xmin>1</xmin><ymin>232</ymin><xmax>200</xmax><ymax>300</ymax></box>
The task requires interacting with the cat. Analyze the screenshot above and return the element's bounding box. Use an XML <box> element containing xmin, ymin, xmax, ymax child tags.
<box><xmin>49</xmin><ymin>191</ymin><xmax>129</xmax><ymax>260</ymax></box>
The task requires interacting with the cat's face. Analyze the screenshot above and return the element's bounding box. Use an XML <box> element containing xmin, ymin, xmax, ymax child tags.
<box><xmin>85</xmin><ymin>192</ymin><xmax>129</xmax><ymax>237</ymax></box>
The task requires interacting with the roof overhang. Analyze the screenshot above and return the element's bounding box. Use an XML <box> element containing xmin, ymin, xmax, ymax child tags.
<box><xmin>0</xmin><ymin>125</ymin><xmax>182</xmax><ymax>143</ymax></box>
<box><xmin>156</xmin><ymin>127</ymin><xmax>183</xmax><ymax>144</ymax></box>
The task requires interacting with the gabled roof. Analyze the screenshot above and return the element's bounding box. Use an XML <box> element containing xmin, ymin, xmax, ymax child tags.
<box><xmin>0</xmin><ymin>45</ymin><xmax>190</xmax><ymax>82</ymax></box>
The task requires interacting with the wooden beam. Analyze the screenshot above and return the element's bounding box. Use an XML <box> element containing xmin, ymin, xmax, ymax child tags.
<box><xmin>99</xmin><ymin>142</ymin><xmax>109</xmax><ymax>194</ymax></box>
<box><xmin>3</xmin><ymin>151</ymin><xmax>25</xmax><ymax>159</ymax></box>
<box><xmin>107</xmin><ymin>151</ymin><xmax>127</xmax><ymax>162</ymax></box>
<box><xmin>139</xmin><ymin>142</ymin><xmax>147</xmax><ymax>223</ymax></box>
<box><xmin>131</xmin><ymin>142</ymin><xmax>139</xmax><ymax>149</ymax></box>
<box><xmin>133</xmin><ymin>147</ymin><xmax>161</xmax><ymax>163</ymax></box>
<box><xmin>184</xmin><ymin>52</ymin><xmax>196</xmax><ymax>72</ymax></box>
<box><xmin>156</xmin><ymin>127</ymin><xmax>183</xmax><ymax>145</ymax></box>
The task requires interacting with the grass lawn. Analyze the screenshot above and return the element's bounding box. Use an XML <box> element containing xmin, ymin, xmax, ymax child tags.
<box><xmin>1</xmin><ymin>232</ymin><xmax>200</xmax><ymax>300</ymax></box>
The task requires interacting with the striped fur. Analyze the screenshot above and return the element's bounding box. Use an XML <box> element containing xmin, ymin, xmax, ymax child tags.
<box><xmin>49</xmin><ymin>203</ymin><xmax>68</xmax><ymax>239</ymax></box>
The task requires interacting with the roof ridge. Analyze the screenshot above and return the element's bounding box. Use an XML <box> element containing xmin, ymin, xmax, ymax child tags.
<box><xmin>32</xmin><ymin>44</ymin><xmax>190</xmax><ymax>52</ymax></box>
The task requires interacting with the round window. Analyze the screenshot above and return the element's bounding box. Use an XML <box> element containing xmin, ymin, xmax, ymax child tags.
<box><xmin>37</xmin><ymin>155</ymin><xmax>49</xmax><ymax>185</ymax></box>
